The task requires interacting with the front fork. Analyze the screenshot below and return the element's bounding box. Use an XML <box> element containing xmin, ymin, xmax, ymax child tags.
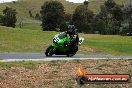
<box><xmin>51</xmin><ymin>43</ymin><xmax>58</xmax><ymax>53</ymax></box>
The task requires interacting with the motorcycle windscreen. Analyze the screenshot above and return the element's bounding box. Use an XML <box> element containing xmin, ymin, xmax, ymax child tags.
<box><xmin>58</xmin><ymin>32</ymin><xmax>67</xmax><ymax>39</ymax></box>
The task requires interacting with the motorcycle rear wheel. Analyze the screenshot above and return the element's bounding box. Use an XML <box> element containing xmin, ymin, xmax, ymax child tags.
<box><xmin>67</xmin><ymin>46</ymin><xmax>78</xmax><ymax>57</ymax></box>
<box><xmin>67</xmin><ymin>54</ymin><xmax>75</xmax><ymax>57</ymax></box>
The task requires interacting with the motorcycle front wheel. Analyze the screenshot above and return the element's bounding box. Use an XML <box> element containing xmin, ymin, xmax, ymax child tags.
<box><xmin>45</xmin><ymin>45</ymin><xmax>54</xmax><ymax>57</ymax></box>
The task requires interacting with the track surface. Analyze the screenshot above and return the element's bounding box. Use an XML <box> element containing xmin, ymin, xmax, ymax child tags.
<box><xmin>0</xmin><ymin>53</ymin><xmax>132</xmax><ymax>61</ymax></box>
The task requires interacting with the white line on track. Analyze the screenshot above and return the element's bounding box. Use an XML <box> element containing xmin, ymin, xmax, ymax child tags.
<box><xmin>0</xmin><ymin>58</ymin><xmax>131</xmax><ymax>62</ymax></box>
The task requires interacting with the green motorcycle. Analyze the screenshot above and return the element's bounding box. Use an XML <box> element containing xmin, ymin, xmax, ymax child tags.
<box><xmin>45</xmin><ymin>32</ymin><xmax>84</xmax><ymax>57</ymax></box>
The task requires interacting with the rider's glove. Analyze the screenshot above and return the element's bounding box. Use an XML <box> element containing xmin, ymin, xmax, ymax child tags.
<box><xmin>64</xmin><ymin>42</ymin><xmax>71</xmax><ymax>47</ymax></box>
<box><xmin>64</xmin><ymin>42</ymin><xmax>68</xmax><ymax>47</ymax></box>
<box><xmin>67</xmin><ymin>42</ymin><xmax>71</xmax><ymax>46</ymax></box>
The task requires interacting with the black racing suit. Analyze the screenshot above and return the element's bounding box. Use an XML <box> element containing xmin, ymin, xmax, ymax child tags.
<box><xmin>66</xmin><ymin>29</ymin><xmax>79</xmax><ymax>52</ymax></box>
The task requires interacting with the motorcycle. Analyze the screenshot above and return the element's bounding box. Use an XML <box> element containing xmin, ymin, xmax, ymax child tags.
<box><xmin>45</xmin><ymin>32</ymin><xmax>84</xmax><ymax>57</ymax></box>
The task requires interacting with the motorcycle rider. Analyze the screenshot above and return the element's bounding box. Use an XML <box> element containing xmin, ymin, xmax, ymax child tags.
<box><xmin>45</xmin><ymin>24</ymin><xmax>84</xmax><ymax>57</ymax></box>
<box><xmin>65</xmin><ymin>25</ymin><xmax>79</xmax><ymax>52</ymax></box>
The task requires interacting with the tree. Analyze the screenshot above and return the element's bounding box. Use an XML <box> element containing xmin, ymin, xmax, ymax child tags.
<box><xmin>112</xmin><ymin>5</ymin><xmax>123</xmax><ymax>22</ymax></box>
<box><xmin>64</xmin><ymin>13</ymin><xmax>72</xmax><ymax>23</ymax></box>
<box><xmin>84</xmin><ymin>0</ymin><xmax>89</xmax><ymax>6</ymax></box>
<box><xmin>105</xmin><ymin>0</ymin><xmax>116</xmax><ymax>12</ymax></box>
<box><xmin>92</xmin><ymin>14</ymin><xmax>106</xmax><ymax>34</ymax></box>
<box><xmin>93</xmin><ymin>0</ymin><xmax>123</xmax><ymax>35</ymax></box>
<box><xmin>29</xmin><ymin>10</ymin><xmax>33</xmax><ymax>18</ymax></box>
<box><xmin>40</xmin><ymin>1</ymin><xmax>64</xmax><ymax>31</ymax></box>
<box><xmin>122</xmin><ymin>1</ymin><xmax>132</xmax><ymax>34</ymax></box>
<box><xmin>72</xmin><ymin>4</ymin><xmax>94</xmax><ymax>33</ymax></box>
<box><xmin>59</xmin><ymin>13</ymin><xmax>72</xmax><ymax>32</ymax></box>
<box><xmin>35</xmin><ymin>13</ymin><xmax>41</xmax><ymax>20</ymax></box>
<box><xmin>0</xmin><ymin>7</ymin><xmax>17</xmax><ymax>28</ymax></box>
<box><xmin>0</xmin><ymin>15</ymin><xmax>3</xmax><ymax>23</ymax></box>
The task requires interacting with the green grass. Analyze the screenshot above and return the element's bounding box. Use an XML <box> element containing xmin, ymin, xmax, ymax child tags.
<box><xmin>0</xmin><ymin>26</ymin><xmax>132</xmax><ymax>55</ymax></box>
<box><xmin>0</xmin><ymin>26</ymin><xmax>57</xmax><ymax>53</ymax></box>
<box><xmin>0</xmin><ymin>61</ymin><xmax>43</xmax><ymax>69</ymax></box>
<box><xmin>81</xmin><ymin>34</ymin><xmax>132</xmax><ymax>55</ymax></box>
<box><xmin>16</xmin><ymin>23</ymin><xmax>42</xmax><ymax>30</ymax></box>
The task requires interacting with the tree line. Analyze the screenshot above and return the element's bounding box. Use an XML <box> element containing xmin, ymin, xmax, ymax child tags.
<box><xmin>0</xmin><ymin>0</ymin><xmax>132</xmax><ymax>35</ymax></box>
<box><xmin>40</xmin><ymin>0</ymin><xmax>132</xmax><ymax>35</ymax></box>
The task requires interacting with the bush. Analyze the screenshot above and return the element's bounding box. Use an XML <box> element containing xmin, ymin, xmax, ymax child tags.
<box><xmin>0</xmin><ymin>7</ymin><xmax>17</xmax><ymax>28</ymax></box>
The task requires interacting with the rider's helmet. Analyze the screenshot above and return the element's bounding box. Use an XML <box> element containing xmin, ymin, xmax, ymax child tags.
<box><xmin>67</xmin><ymin>25</ymin><xmax>76</xmax><ymax>35</ymax></box>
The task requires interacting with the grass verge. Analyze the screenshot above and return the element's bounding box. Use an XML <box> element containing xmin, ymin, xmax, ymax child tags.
<box><xmin>0</xmin><ymin>26</ymin><xmax>132</xmax><ymax>55</ymax></box>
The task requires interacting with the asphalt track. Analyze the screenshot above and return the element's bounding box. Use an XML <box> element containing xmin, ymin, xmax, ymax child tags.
<box><xmin>0</xmin><ymin>53</ymin><xmax>132</xmax><ymax>62</ymax></box>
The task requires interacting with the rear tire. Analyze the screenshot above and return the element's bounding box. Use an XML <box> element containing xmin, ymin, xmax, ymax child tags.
<box><xmin>67</xmin><ymin>46</ymin><xmax>78</xmax><ymax>57</ymax></box>
<box><xmin>45</xmin><ymin>45</ymin><xmax>54</xmax><ymax>57</ymax></box>
<box><xmin>67</xmin><ymin>54</ymin><xmax>75</xmax><ymax>57</ymax></box>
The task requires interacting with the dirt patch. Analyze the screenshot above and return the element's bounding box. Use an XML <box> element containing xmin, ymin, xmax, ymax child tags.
<box><xmin>0</xmin><ymin>60</ymin><xmax>132</xmax><ymax>88</ymax></box>
<box><xmin>79</xmin><ymin>46</ymin><xmax>96</xmax><ymax>52</ymax></box>
<box><xmin>78</xmin><ymin>46</ymin><xmax>102</xmax><ymax>54</ymax></box>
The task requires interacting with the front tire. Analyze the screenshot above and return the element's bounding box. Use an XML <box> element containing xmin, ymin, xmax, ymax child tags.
<box><xmin>45</xmin><ymin>45</ymin><xmax>54</xmax><ymax>57</ymax></box>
